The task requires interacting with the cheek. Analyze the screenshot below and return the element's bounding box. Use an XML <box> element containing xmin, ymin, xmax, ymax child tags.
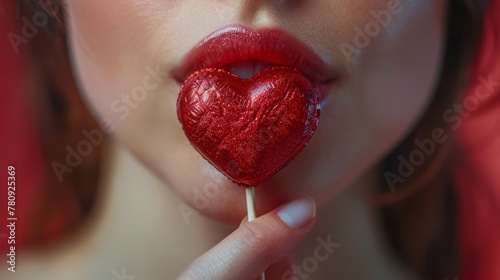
<box><xmin>67</xmin><ymin>1</ymin><xmax>145</xmax><ymax>117</ymax></box>
<box><xmin>354</xmin><ymin>1</ymin><xmax>447</xmax><ymax>142</ymax></box>
<box><xmin>66</xmin><ymin>0</ymin><xmax>178</xmax><ymax>117</ymax></box>
<box><xmin>349</xmin><ymin>1</ymin><xmax>447</xmax><ymax>135</ymax></box>
<box><xmin>66</xmin><ymin>0</ymin><xmax>186</xmax><ymax>161</ymax></box>
<box><xmin>66</xmin><ymin>0</ymin><xmax>168</xmax><ymax>66</ymax></box>
<box><xmin>66</xmin><ymin>0</ymin><xmax>185</xmax><ymax>186</ymax></box>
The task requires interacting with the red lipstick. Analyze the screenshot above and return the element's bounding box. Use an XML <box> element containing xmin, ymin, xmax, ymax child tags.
<box><xmin>173</xmin><ymin>25</ymin><xmax>336</xmax><ymax>91</ymax></box>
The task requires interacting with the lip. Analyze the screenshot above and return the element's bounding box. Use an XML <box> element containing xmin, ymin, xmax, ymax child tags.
<box><xmin>172</xmin><ymin>25</ymin><xmax>337</xmax><ymax>91</ymax></box>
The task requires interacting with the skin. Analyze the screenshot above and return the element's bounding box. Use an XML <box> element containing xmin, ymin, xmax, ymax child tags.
<box><xmin>62</xmin><ymin>0</ymin><xmax>448</xmax><ymax>278</ymax></box>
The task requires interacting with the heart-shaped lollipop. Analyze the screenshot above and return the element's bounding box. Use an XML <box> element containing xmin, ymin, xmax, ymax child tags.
<box><xmin>177</xmin><ymin>66</ymin><xmax>320</xmax><ymax>187</ymax></box>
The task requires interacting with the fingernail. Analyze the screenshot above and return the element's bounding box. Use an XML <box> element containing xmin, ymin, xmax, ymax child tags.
<box><xmin>277</xmin><ymin>197</ymin><xmax>316</xmax><ymax>229</ymax></box>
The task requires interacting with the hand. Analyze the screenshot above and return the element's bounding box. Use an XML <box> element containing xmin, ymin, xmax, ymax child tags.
<box><xmin>177</xmin><ymin>197</ymin><xmax>317</xmax><ymax>280</ymax></box>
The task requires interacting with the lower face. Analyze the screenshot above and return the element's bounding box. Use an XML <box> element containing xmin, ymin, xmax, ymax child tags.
<box><xmin>66</xmin><ymin>0</ymin><xmax>448</xmax><ymax>223</ymax></box>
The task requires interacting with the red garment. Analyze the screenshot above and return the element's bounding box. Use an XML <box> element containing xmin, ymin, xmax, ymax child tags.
<box><xmin>0</xmin><ymin>1</ymin><xmax>45</xmax><ymax>253</ymax></box>
<box><xmin>455</xmin><ymin>0</ymin><xmax>500</xmax><ymax>279</ymax></box>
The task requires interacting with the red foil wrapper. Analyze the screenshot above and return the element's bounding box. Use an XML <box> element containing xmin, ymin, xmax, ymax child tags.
<box><xmin>177</xmin><ymin>66</ymin><xmax>320</xmax><ymax>187</ymax></box>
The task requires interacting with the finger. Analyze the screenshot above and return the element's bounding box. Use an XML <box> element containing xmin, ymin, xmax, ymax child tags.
<box><xmin>240</xmin><ymin>221</ymin><xmax>297</xmax><ymax>280</ymax></box>
<box><xmin>177</xmin><ymin>197</ymin><xmax>316</xmax><ymax>280</ymax></box>
<box><xmin>263</xmin><ymin>252</ymin><xmax>296</xmax><ymax>279</ymax></box>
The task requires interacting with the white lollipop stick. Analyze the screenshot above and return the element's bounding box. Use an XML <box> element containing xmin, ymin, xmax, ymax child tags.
<box><xmin>246</xmin><ymin>187</ymin><xmax>257</xmax><ymax>221</ymax></box>
<box><xmin>245</xmin><ymin>186</ymin><xmax>266</xmax><ymax>280</ymax></box>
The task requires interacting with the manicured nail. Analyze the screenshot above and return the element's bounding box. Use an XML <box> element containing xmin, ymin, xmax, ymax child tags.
<box><xmin>277</xmin><ymin>197</ymin><xmax>316</xmax><ymax>229</ymax></box>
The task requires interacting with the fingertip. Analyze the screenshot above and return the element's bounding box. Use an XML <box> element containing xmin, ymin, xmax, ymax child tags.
<box><xmin>277</xmin><ymin>197</ymin><xmax>316</xmax><ymax>230</ymax></box>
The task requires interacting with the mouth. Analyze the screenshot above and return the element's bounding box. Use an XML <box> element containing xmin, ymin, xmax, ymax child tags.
<box><xmin>223</xmin><ymin>60</ymin><xmax>276</xmax><ymax>80</ymax></box>
<box><xmin>172</xmin><ymin>25</ymin><xmax>337</xmax><ymax>97</ymax></box>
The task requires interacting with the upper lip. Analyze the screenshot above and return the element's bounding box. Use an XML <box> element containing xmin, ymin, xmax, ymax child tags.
<box><xmin>172</xmin><ymin>25</ymin><xmax>336</xmax><ymax>84</ymax></box>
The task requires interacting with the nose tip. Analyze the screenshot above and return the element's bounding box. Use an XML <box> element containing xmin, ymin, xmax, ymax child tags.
<box><xmin>234</xmin><ymin>0</ymin><xmax>296</xmax><ymax>26</ymax></box>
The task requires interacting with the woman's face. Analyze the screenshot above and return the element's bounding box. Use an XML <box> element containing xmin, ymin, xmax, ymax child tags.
<box><xmin>66</xmin><ymin>0</ymin><xmax>447</xmax><ymax>223</ymax></box>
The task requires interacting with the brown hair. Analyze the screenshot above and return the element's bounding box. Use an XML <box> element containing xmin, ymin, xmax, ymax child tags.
<box><xmin>16</xmin><ymin>0</ymin><xmax>106</xmax><ymax>244</ymax></box>
<box><xmin>17</xmin><ymin>0</ymin><xmax>491</xmax><ymax>278</ymax></box>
